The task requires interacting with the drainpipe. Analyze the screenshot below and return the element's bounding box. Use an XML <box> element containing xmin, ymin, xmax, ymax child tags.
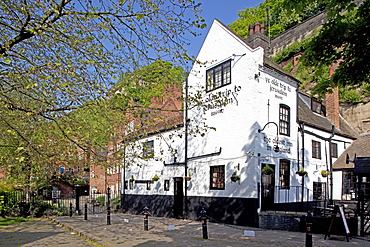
<box><xmin>184</xmin><ymin>75</ymin><xmax>189</xmax><ymax>219</ymax></box>
<box><xmin>328</xmin><ymin>125</ymin><xmax>335</xmax><ymax>205</ymax></box>
<box><xmin>300</xmin><ymin>122</ymin><xmax>305</xmax><ymax>209</ymax></box>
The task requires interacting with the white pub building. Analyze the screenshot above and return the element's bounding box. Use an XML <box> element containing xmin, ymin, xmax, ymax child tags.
<box><xmin>118</xmin><ymin>19</ymin><xmax>356</xmax><ymax>227</ymax></box>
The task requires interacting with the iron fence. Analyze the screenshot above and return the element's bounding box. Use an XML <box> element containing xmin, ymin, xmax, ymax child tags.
<box><xmin>261</xmin><ymin>185</ymin><xmax>328</xmax><ymax>213</ymax></box>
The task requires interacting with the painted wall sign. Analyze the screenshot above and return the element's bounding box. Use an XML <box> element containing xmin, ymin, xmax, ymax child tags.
<box><xmin>265</xmin><ymin>77</ymin><xmax>291</xmax><ymax>100</ymax></box>
<box><xmin>202</xmin><ymin>85</ymin><xmax>242</xmax><ymax>115</ymax></box>
<box><xmin>263</xmin><ymin>134</ymin><xmax>293</xmax><ymax>154</ymax></box>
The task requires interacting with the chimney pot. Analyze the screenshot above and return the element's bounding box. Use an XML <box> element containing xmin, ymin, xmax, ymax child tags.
<box><xmin>254</xmin><ymin>21</ymin><xmax>261</xmax><ymax>33</ymax></box>
<box><xmin>249</xmin><ymin>24</ymin><xmax>255</xmax><ymax>35</ymax></box>
<box><xmin>260</xmin><ymin>23</ymin><xmax>265</xmax><ymax>34</ymax></box>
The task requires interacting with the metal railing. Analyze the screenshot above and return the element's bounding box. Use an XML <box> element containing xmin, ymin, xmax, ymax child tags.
<box><xmin>261</xmin><ymin>185</ymin><xmax>327</xmax><ymax>213</ymax></box>
<box><xmin>0</xmin><ymin>190</ymin><xmax>121</xmax><ymax>217</ymax></box>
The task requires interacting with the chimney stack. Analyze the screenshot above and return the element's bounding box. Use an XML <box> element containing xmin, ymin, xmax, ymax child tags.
<box><xmin>326</xmin><ymin>62</ymin><xmax>341</xmax><ymax>129</ymax></box>
<box><xmin>249</xmin><ymin>21</ymin><xmax>266</xmax><ymax>35</ymax></box>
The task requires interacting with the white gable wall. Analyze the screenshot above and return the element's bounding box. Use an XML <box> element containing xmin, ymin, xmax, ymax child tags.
<box><xmin>187</xmin><ymin>20</ymin><xmax>298</xmax><ymax>199</ymax></box>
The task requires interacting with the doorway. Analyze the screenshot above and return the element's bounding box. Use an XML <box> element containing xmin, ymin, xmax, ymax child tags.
<box><xmin>173</xmin><ymin>177</ymin><xmax>183</xmax><ymax>218</ymax></box>
<box><xmin>261</xmin><ymin>164</ymin><xmax>275</xmax><ymax>211</ymax></box>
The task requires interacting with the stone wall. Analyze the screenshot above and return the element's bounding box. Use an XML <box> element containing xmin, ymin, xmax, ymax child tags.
<box><xmin>270</xmin><ymin>12</ymin><xmax>327</xmax><ymax>56</ymax></box>
<box><xmin>340</xmin><ymin>102</ymin><xmax>370</xmax><ymax>134</ymax></box>
<box><xmin>258</xmin><ymin>212</ymin><xmax>304</xmax><ymax>231</ymax></box>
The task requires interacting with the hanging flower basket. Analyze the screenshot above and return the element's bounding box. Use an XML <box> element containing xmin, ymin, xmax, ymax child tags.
<box><xmin>261</xmin><ymin>164</ymin><xmax>273</xmax><ymax>175</ymax></box>
<box><xmin>296</xmin><ymin>169</ymin><xmax>308</xmax><ymax>177</ymax></box>
<box><xmin>152</xmin><ymin>174</ymin><xmax>160</xmax><ymax>182</ymax></box>
<box><xmin>185</xmin><ymin>172</ymin><xmax>192</xmax><ymax>181</ymax></box>
<box><xmin>321</xmin><ymin>170</ymin><xmax>330</xmax><ymax>177</ymax></box>
<box><xmin>230</xmin><ymin>172</ymin><xmax>240</xmax><ymax>182</ymax></box>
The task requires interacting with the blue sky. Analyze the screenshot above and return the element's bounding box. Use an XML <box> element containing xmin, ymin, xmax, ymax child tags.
<box><xmin>186</xmin><ymin>0</ymin><xmax>263</xmax><ymax>57</ymax></box>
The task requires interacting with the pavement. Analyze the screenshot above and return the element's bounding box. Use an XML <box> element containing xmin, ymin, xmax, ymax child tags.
<box><xmin>1</xmin><ymin>212</ymin><xmax>370</xmax><ymax>246</ymax></box>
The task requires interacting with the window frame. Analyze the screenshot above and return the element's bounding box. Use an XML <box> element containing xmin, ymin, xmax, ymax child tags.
<box><xmin>312</xmin><ymin>140</ymin><xmax>321</xmax><ymax>159</ymax></box>
<box><xmin>146</xmin><ymin>181</ymin><xmax>151</xmax><ymax>190</ymax></box>
<box><xmin>331</xmin><ymin>142</ymin><xmax>338</xmax><ymax>158</ymax></box>
<box><xmin>313</xmin><ymin>182</ymin><xmax>326</xmax><ymax>200</ymax></box>
<box><xmin>279</xmin><ymin>159</ymin><xmax>290</xmax><ymax>189</ymax></box>
<box><xmin>164</xmin><ymin>180</ymin><xmax>170</xmax><ymax>191</ymax></box>
<box><xmin>143</xmin><ymin>140</ymin><xmax>154</xmax><ymax>157</ymax></box>
<box><xmin>279</xmin><ymin>104</ymin><xmax>290</xmax><ymax>136</ymax></box>
<box><xmin>210</xmin><ymin>165</ymin><xmax>225</xmax><ymax>190</ymax></box>
<box><xmin>206</xmin><ymin>60</ymin><xmax>231</xmax><ymax>92</ymax></box>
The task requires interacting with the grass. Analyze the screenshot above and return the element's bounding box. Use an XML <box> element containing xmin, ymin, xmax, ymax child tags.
<box><xmin>0</xmin><ymin>217</ymin><xmax>29</xmax><ymax>226</ymax></box>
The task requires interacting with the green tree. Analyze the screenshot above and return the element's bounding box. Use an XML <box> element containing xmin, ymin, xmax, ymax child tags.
<box><xmin>283</xmin><ymin>0</ymin><xmax>370</xmax><ymax>95</ymax></box>
<box><xmin>229</xmin><ymin>0</ymin><xmax>326</xmax><ymax>38</ymax></box>
<box><xmin>0</xmin><ymin>0</ymin><xmax>204</xmax><ymax>187</ymax></box>
<box><xmin>0</xmin><ymin>60</ymin><xmax>190</xmax><ymax>188</ymax></box>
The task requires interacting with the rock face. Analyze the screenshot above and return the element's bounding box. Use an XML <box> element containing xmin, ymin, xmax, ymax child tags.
<box><xmin>341</xmin><ymin>102</ymin><xmax>370</xmax><ymax>134</ymax></box>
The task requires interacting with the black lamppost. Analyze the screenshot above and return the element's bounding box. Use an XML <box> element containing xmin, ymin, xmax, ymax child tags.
<box><xmin>121</xmin><ymin>143</ymin><xmax>126</xmax><ymax>213</ymax></box>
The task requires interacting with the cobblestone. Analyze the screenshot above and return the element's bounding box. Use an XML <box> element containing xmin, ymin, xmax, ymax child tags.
<box><xmin>1</xmin><ymin>213</ymin><xmax>370</xmax><ymax>246</ymax></box>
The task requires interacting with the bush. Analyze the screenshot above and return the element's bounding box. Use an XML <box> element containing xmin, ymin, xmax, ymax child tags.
<box><xmin>95</xmin><ymin>195</ymin><xmax>106</xmax><ymax>206</ymax></box>
<box><xmin>362</xmin><ymin>83</ymin><xmax>370</xmax><ymax>96</ymax></box>
<box><xmin>30</xmin><ymin>201</ymin><xmax>53</xmax><ymax>217</ymax></box>
<box><xmin>0</xmin><ymin>191</ymin><xmax>62</xmax><ymax>217</ymax></box>
<box><xmin>111</xmin><ymin>196</ymin><xmax>121</xmax><ymax>210</ymax></box>
<box><xmin>340</xmin><ymin>87</ymin><xmax>362</xmax><ymax>103</ymax></box>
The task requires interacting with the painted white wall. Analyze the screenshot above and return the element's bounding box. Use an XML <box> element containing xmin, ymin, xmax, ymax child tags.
<box><xmin>298</xmin><ymin>120</ymin><xmax>353</xmax><ymax>201</ymax></box>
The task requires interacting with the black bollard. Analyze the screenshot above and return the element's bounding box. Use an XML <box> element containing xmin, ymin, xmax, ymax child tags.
<box><xmin>306</xmin><ymin>211</ymin><xmax>312</xmax><ymax>247</ymax></box>
<box><xmin>143</xmin><ymin>206</ymin><xmax>150</xmax><ymax>231</ymax></box>
<box><xmin>107</xmin><ymin>187</ymin><xmax>111</xmax><ymax>225</ymax></box>
<box><xmin>107</xmin><ymin>205</ymin><xmax>111</xmax><ymax>225</ymax></box>
<box><xmin>69</xmin><ymin>202</ymin><xmax>73</xmax><ymax>217</ymax></box>
<box><xmin>84</xmin><ymin>203</ymin><xmax>87</xmax><ymax>220</ymax></box>
<box><xmin>200</xmin><ymin>208</ymin><xmax>208</xmax><ymax>239</ymax></box>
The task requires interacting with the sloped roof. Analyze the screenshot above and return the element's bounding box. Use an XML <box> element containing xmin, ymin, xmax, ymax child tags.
<box><xmin>298</xmin><ymin>96</ymin><xmax>357</xmax><ymax>139</ymax></box>
<box><xmin>333</xmin><ymin>133</ymin><xmax>370</xmax><ymax>170</ymax></box>
<box><xmin>214</xmin><ymin>19</ymin><xmax>300</xmax><ymax>87</ymax></box>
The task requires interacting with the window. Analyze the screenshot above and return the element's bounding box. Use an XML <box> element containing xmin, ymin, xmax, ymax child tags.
<box><xmin>129</xmin><ymin>180</ymin><xmax>134</xmax><ymax>190</ymax></box>
<box><xmin>125</xmin><ymin>120</ymin><xmax>134</xmax><ymax>135</ymax></box>
<box><xmin>311</xmin><ymin>98</ymin><xmax>325</xmax><ymax>115</ymax></box>
<box><xmin>143</xmin><ymin>140</ymin><xmax>154</xmax><ymax>157</ymax></box>
<box><xmin>146</xmin><ymin>181</ymin><xmax>151</xmax><ymax>190</ymax></box>
<box><xmin>164</xmin><ymin>180</ymin><xmax>170</xmax><ymax>191</ymax></box>
<box><xmin>210</xmin><ymin>165</ymin><xmax>225</xmax><ymax>190</ymax></box>
<box><xmin>279</xmin><ymin>104</ymin><xmax>290</xmax><ymax>136</ymax></box>
<box><xmin>342</xmin><ymin>171</ymin><xmax>356</xmax><ymax>200</ymax></box>
<box><xmin>313</xmin><ymin>182</ymin><xmax>326</xmax><ymax>200</ymax></box>
<box><xmin>279</xmin><ymin>159</ymin><xmax>290</xmax><ymax>189</ymax></box>
<box><xmin>312</xmin><ymin>140</ymin><xmax>321</xmax><ymax>159</ymax></box>
<box><xmin>206</xmin><ymin>60</ymin><xmax>231</xmax><ymax>92</ymax></box>
<box><xmin>331</xmin><ymin>143</ymin><xmax>338</xmax><ymax>158</ymax></box>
